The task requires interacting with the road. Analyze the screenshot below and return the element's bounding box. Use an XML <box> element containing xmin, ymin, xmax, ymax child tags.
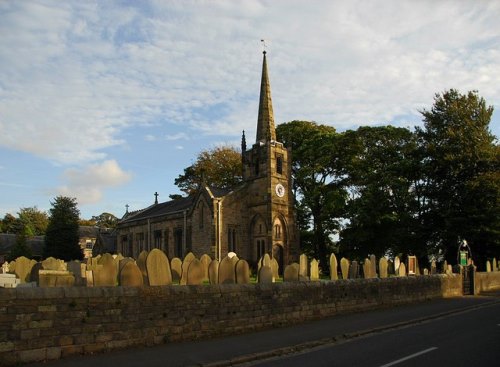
<box><xmin>251</xmin><ymin>299</ymin><xmax>500</xmax><ymax>367</ymax></box>
<box><xmin>26</xmin><ymin>293</ymin><xmax>500</xmax><ymax>367</ymax></box>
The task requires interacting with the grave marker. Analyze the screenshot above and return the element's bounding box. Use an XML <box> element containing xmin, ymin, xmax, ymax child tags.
<box><xmin>284</xmin><ymin>263</ymin><xmax>300</xmax><ymax>282</ymax></box>
<box><xmin>330</xmin><ymin>253</ymin><xmax>338</xmax><ymax>280</ymax></box>
<box><xmin>146</xmin><ymin>248</ymin><xmax>172</xmax><ymax>286</ymax></box>
<box><xmin>235</xmin><ymin>259</ymin><xmax>250</xmax><ymax>284</ymax></box>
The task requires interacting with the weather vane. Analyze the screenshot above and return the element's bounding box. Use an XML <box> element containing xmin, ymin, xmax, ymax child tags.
<box><xmin>261</xmin><ymin>39</ymin><xmax>267</xmax><ymax>53</ymax></box>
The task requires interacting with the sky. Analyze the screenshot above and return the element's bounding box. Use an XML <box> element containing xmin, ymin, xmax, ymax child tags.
<box><xmin>1</xmin><ymin>0</ymin><xmax>499</xmax><ymax>220</ymax></box>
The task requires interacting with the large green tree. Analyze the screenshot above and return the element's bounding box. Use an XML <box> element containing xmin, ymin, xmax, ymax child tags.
<box><xmin>277</xmin><ymin>121</ymin><xmax>348</xmax><ymax>271</ymax></box>
<box><xmin>175</xmin><ymin>146</ymin><xmax>243</xmax><ymax>194</ymax></box>
<box><xmin>44</xmin><ymin>196</ymin><xmax>82</xmax><ymax>261</ymax></box>
<box><xmin>91</xmin><ymin>212</ymin><xmax>118</xmax><ymax>228</ymax></box>
<box><xmin>18</xmin><ymin>207</ymin><xmax>48</xmax><ymax>236</ymax></box>
<box><xmin>418</xmin><ymin>89</ymin><xmax>499</xmax><ymax>266</ymax></box>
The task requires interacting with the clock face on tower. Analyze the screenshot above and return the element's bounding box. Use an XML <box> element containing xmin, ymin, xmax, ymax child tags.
<box><xmin>275</xmin><ymin>183</ymin><xmax>285</xmax><ymax>198</ymax></box>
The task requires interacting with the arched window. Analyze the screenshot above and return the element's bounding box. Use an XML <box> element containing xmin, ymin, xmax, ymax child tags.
<box><xmin>276</xmin><ymin>156</ymin><xmax>283</xmax><ymax>174</ymax></box>
<box><xmin>274</xmin><ymin>224</ymin><xmax>281</xmax><ymax>239</ymax></box>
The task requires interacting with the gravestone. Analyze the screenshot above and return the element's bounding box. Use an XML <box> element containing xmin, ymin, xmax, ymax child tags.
<box><xmin>398</xmin><ymin>262</ymin><xmax>406</xmax><ymax>276</ymax></box>
<box><xmin>218</xmin><ymin>256</ymin><xmax>236</xmax><ymax>284</ymax></box>
<box><xmin>299</xmin><ymin>254</ymin><xmax>308</xmax><ymax>278</ymax></box>
<box><xmin>92</xmin><ymin>264</ymin><xmax>117</xmax><ymax>286</ymax></box>
<box><xmin>235</xmin><ymin>259</ymin><xmax>250</xmax><ymax>284</ymax></box>
<box><xmin>42</xmin><ymin>257</ymin><xmax>67</xmax><ymax>271</ymax></box>
<box><xmin>208</xmin><ymin>259</ymin><xmax>219</xmax><ymax>285</ymax></box>
<box><xmin>370</xmin><ymin>254</ymin><xmax>377</xmax><ymax>278</ymax></box>
<box><xmin>260</xmin><ymin>254</ymin><xmax>271</xmax><ymax>268</ymax></box>
<box><xmin>349</xmin><ymin>260</ymin><xmax>359</xmax><ymax>279</ymax></box>
<box><xmin>446</xmin><ymin>264</ymin><xmax>453</xmax><ymax>275</ymax></box>
<box><xmin>270</xmin><ymin>258</ymin><xmax>279</xmax><ymax>281</ymax></box>
<box><xmin>330</xmin><ymin>253</ymin><xmax>338</xmax><ymax>280</ymax></box>
<box><xmin>146</xmin><ymin>248</ymin><xmax>172</xmax><ymax>286</ymax></box>
<box><xmin>30</xmin><ymin>263</ymin><xmax>43</xmax><ymax>285</ymax></box>
<box><xmin>310</xmin><ymin>259</ymin><xmax>320</xmax><ymax>281</ymax></box>
<box><xmin>284</xmin><ymin>263</ymin><xmax>300</xmax><ymax>282</ymax></box>
<box><xmin>394</xmin><ymin>256</ymin><xmax>400</xmax><ymax>274</ymax></box>
<box><xmin>430</xmin><ymin>260</ymin><xmax>437</xmax><ymax>275</ymax></box>
<box><xmin>186</xmin><ymin>259</ymin><xmax>204</xmax><ymax>285</ymax></box>
<box><xmin>423</xmin><ymin>268</ymin><xmax>429</xmax><ymax>275</ymax></box>
<box><xmin>486</xmin><ymin>260</ymin><xmax>491</xmax><ymax>273</ymax></box>
<box><xmin>493</xmin><ymin>258</ymin><xmax>498</xmax><ymax>272</ymax></box>
<box><xmin>200</xmin><ymin>254</ymin><xmax>212</xmax><ymax>282</ymax></box>
<box><xmin>67</xmin><ymin>260</ymin><xmax>85</xmax><ymax>286</ymax></box>
<box><xmin>97</xmin><ymin>253</ymin><xmax>115</xmax><ymax>267</ymax></box>
<box><xmin>136</xmin><ymin>250</ymin><xmax>149</xmax><ymax>283</ymax></box>
<box><xmin>227</xmin><ymin>251</ymin><xmax>237</xmax><ymax>259</ymax></box>
<box><xmin>180</xmin><ymin>252</ymin><xmax>196</xmax><ymax>285</ymax></box>
<box><xmin>120</xmin><ymin>262</ymin><xmax>143</xmax><ymax>286</ymax></box>
<box><xmin>170</xmin><ymin>257</ymin><xmax>182</xmax><ymax>282</ymax></box>
<box><xmin>363</xmin><ymin>259</ymin><xmax>372</xmax><ymax>279</ymax></box>
<box><xmin>340</xmin><ymin>257</ymin><xmax>349</xmax><ymax>280</ymax></box>
<box><xmin>39</xmin><ymin>270</ymin><xmax>75</xmax><ymax>287</ymax></box>
<box><xmin>379</xmin><ymin>257</ymin><xmax>388</xmax><ymax>278</ymax></box>
<box><xmin>118</xmin><ymin>257</ymin><xmax>135</xmax><ymax>275</ymax></box>
<box><xmin>258</xmin><ymin>265</ymin><xmax>273</xmax><ymax>283</ymax></box>
<box><xmin>13</xmin><ymin>256</ymin><xmax>37</xmax><ymax>283</ymax></box>
<box><xmin>442</xmin><ymin>260</ymin><xmax>448</xmax><ymax>274</ymax></box>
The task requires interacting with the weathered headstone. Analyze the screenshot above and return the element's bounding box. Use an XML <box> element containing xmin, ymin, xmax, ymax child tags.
<box><xmin>398</xmin><ymin>262</ymin><xmax>406</xmax><ymax>276</ymax></box>
<box><xmin>235</xmin><ymin>259</ymin><xmax>250</xmax><ymax>284</ymax></box>
<box><xmin>330</xmin><ymin>253</ymin><xmax>338</xmax><ymax>280</ymax></box>
<box><xmin>340</xmin><ymin>257</ymin><xmax>349</xmax><ymax>280</ymax></box>
<box><xmin>310</xmin><ymin>259</ymin><xmax>320</xmax><ymax>281</ymax></box>
<box><xmin>446</xmin><ymin>264</ymin><xmax>453</xmax><ymax>275</ymax></box>
<box><xmin>486</xmin><ymin>260</ymin><xmax>491</xmax><ymax>273</ymax></box>
<box><xmin>363</xmin><ymin>259</ymin><xmax>372</xmax><ymax>279</ymax></box>
<box><xmin>379</xmin><ymin>257</ymin><xmax>388</xmax><ymax>278</ymax></box>
<box><xmin>443</xmin><ymin>260</ymin><xmax>448</xmax><ymax>274</ymax></box>
<box><xmin>42</xmin><ymin>257</ymin><xmax>67</xmax><ymax>271</ymax></box>
<box><xmin>492</xmin><ymin>258</ymin><xmax>498</xmax><ymax>272</ymax></box>
<box><xmin>30</xmin><ymin>262</ymin><xmax>43</xmax><ymax>285</ymax></box>
<box><xmin>180</xmin><ymin>252</ymin><xmax>196</xmax><ymax>285</ymax></box>
<box><xmin>218</xmin><ymin>256</ymin><xmax>236</xmax><ymax>284</ymax></box>
<box><xmin>186</xmin><ymin>259</ymin><xmax>204</xmax><ymax>285</ymax></box>
<box><xmin>258</xmin><ymin>265</ymin><xmax>273</xmax><ymax>283</ymax></box>
<box><xmin>423</xmin><ymin>268</ymin><xmax>429</xmax><ymax>275</ymax></box>
<box><xmin>227</xmin><ymin>251</ymin><xmax>237</xmax><ymax>259</ymax></box>
<box><xmin>92</xmin><ymin>264</ymin><xmax>117</xmax><ymax>286</ymax></box>
<box><xmin>284</xmin><ymin>263</ymin><xmax>300</xmax><ymax>282</ymax></box>
<box><xmin>146</xmin><ymin>248</ymin><xmax>172</xmax><ymax>286</ymax></box>
<box><xmin>170</xmin><ymin>257</ymin><xmax>182</xmax><ymax>282</ymax></box>
<box><xmin>349</xmin><ymin>260</ymin><xmax>359</xmax><ymax>279</ymax></box>
<box><xmin>394</xmin><ymin>256</ymin><xmax>400</xmax><ymax>274</ymax></box>
<box><xmin>13</xmin><ymin>256</ymin><xmax>37</xmax><ymax>283</ymax></box>
<box><xmin>200</xmin><ymin>254</ymin><xmax>212</xmax><ymax>282</ymax></box>
<box><xmin>208</xmin><ymin>259</ymin><xmax>219</xmax><ymax>285</ymax></box>
<box><xmin>67</xmin><ymin>260</ymin><xmax>85</xmax><ymax>286</ymax></box>
<box><xmin>270</xmin><ymin>258</ymin><xmax>279</xmax><ymax>281</ymax></box>
<box><xmin>299</xmin><ymin>254</ymin><xmax>308</xmax><ymax>278</ymax></box>
<box><xmin>370</xmin><ymin>254</ymin><xmax>377</xmax><ymax>278</ymax></box>
<box><xmin>430</xmin><ymin>260</ymin><xmax>437</xmax><ymax>275</ymax></box>
<box><xmin>260</xmin><ymin>253</ymin><xmax>271</xmax><ymax>268</ymax></box>
<box><xmin>120</xmin><ymin>262</ymin><xmax>143</xmax><ymax>286</ymax></box>
<box><xmin>136</xmin><ymin>250</ymin><xmax>149</xmax><ymax>283</ymax></box>
<box><xmin>39</xmin><ymin>270</ymin><xmax>75</xmax><ymax>287</ymax></box>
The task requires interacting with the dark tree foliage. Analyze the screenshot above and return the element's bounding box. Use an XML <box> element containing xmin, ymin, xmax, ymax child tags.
<box><xmin>44</xmin><ymin>196</ymin><xmax>83</xmax><ymax>261</ymax></box>
<box><xmin>417</xmin><ymin>89</ymin><xmax>499</xmax><ymax>267</ymax></box>
<box><xmin>7</xmin><ymin>232</ymin><xmax>32</xmax><ymax>261</ymax></box>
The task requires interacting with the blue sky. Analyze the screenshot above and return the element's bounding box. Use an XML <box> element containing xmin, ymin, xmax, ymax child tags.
<box><xmin>1</xmin><ymin>0</ymin><xmax>499</xmax><ymax>220</ymax></box>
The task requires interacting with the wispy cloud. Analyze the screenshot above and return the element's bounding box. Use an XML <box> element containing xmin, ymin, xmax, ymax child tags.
<box><xmin>165</xmin><ymin>133</ymin><xmax>189</xmax><ymax>141</ymax></box>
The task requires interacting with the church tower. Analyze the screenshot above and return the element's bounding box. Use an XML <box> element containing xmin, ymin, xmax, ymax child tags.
<box><xmin>242</xmin><ymin>51</ymin><xmax>299</xmax><ymax>269</ymax></box>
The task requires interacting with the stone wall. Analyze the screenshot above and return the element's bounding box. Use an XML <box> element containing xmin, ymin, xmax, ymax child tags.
<box><xmin>475</xmin><ymin>271</ymin><xmax>500</xmax><ymax>294</ymax></box>
<box><xmin>0</xmin><ymin>275</ymin><xmax>473</xmax><ymax>366</ymax></box>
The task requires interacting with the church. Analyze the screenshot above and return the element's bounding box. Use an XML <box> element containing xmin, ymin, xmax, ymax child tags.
<box><xmin>116</xmin><ymin>51</ymin><xmax>299</xmax><ymax>270</ymax></box>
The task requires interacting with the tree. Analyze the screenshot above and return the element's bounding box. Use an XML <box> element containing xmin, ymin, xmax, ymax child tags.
<box><xmin>418</xmin><ymin>89</ymin><xmax>499</xmax><ymax>266</ymax></box>
<box><xmin>277</xmin><ymin>121</ymin><xmax>348</xmax><ymax>271</ymax></box>
<box><xmin>91</xmin><ymin>212</ymin><xmax>118</xmax><ymax>228</ymax></box>
<box><xmin>18</xmin><ymin>207</ymin><xmax>48</xmax><ymax>236</ymax></box>
<box><xmin>7</xmin><ymin>232</ymin><xmax>32</xmax><ymax>261</ymax></box>
<box><xmin>175</xmin><ymin>146</ymin><xmax>243</xmax><ymax>194</ymax></box>
<box><xmin>1</xmin><ymin>213</ymin><xmax>21</xmax><ymax>234</ymax></box>
<box><xmin>44</xmin><ymin>196</ymin><xmax>82</xmax><ymax>261</ymax></box>
<box><xmin>339</xmin><ymin>126</ymin><xmax>423</xmax><ymax>261</ymax></box>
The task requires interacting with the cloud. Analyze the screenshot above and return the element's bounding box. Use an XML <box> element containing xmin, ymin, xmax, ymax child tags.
<box><xmin>0</xmin><ymin>0</ymin><xmax>499</xmax><ymax>167</ymax></box>
<box><xmin>57</xmin><ymin>160</ymin><xmax>132</xmax><ymax>204</ymax></box>
<box><xmin>165</xmin><ymin>132</ymin><xmax>189</xmax><ymax>141</ymax></box>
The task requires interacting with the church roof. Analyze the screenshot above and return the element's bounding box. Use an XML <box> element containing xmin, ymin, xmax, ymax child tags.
<box><xmin>119</xmin><ymin>195</ymin><xmax>195</xmax><ymax>224</ymax></box>
<box><xmin>256</xmin><ymin>51</ymin><xmax>276</xmax><ymax>143</ymax></box>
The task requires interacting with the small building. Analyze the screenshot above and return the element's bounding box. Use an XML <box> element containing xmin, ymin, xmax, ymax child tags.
<box><xmin>116</xmin><ymin>51</ymin><xmax>300</xmax><ymax>270</ymax></box>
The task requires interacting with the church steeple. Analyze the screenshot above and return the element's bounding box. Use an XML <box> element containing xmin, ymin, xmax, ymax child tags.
<box><xmin>256</xmin><ymin>51</ymin><xmax>276</xmax><ymax>143</ymax></box>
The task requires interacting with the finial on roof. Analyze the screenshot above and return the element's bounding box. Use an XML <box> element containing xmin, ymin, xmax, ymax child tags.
<box><xmin>261</xmin><ymin>39</ymin><xmax>267</xmax><ymax>54</ymax></box>
<box><xmin>154</xmin><ymin>192</ymin><xmax>159</xmax><ymax>205</ymax></box>
<box><xmin>125</xmin><ymin>204</ymin><xmax>129</xmax><ymax>213</ymax></box>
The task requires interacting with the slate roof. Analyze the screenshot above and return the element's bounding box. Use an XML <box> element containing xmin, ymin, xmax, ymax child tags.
<box><xmin>119</xmin><ymin>195</ymin><xmax>195</xmax><ymax>224</ymax></box>
<box><xmin>0</xmin><ymin>234</ymin><xmax>45</xmax><ymax>256</ymax></box>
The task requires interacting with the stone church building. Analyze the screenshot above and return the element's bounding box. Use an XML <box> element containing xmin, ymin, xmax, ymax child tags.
<box><xmin>116</xmin><ymin>51</ymin><xmax>299</xmax><ymax>270</ymax></box>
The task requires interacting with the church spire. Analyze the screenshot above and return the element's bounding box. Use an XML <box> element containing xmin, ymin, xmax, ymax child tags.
<box><xmin>256</xmin><ymin>50</ymin><xmax>276</xmax><ymax>143</ymax></box>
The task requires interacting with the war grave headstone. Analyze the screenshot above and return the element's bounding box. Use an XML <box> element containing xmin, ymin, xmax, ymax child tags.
<box><xmin>379</xmin><ymin>257</ymin><xmax>388</xmax><ymax>278</ymax></box>
<box><xmin>235</xmin><ymin>259</ymin><xmax>250</xmax><ymax>284</ymax></box>
<box><xmin>258</xmin><ymin>265</ymin><xmax>273</xmax><ymax>283</ymax></box>
<box><xmin>171</xmin><ymin>257</ymin><xmax>182</xmax><ymax>283</ymax></box>
<box><xmin>349</xmin><ymin>260</ymin><xmax>359</xmax><ymax>279</ymax></box>
<box><xmin>398</xmin><ymin>262</ymin><xmax>407</xmax><ymax>276</ymax></box>
<box><xmin>299</xmin><ymin>254</ymin><xmax>308</xmax><ymax>280</ymax></box>
<box><xmin>340</xmin><ymin>257</ymin><xmax>349</xmax><ymax>280</ymax></box>
<box><xmin>200</xmin><ymin>254</ymin><xmax>212</xmax><ymax>282</ymax></box>
<box><xmin>370</xmin><ymin>254</ymin><xmax>377</xmax><ymax>277</ymax></box>
<box><xmin>208</xmin><ymin>259</ymin><xmax>219</xmax><ymax>285</ymax></box>
<box><xmin>310</xmin><ymin>259</ymin><xmax>320</xmax><ymax>281</ymax></box>
<box><xmin>330</xmin><ymin>253</ymin><xmax>338</xmax><ymax>280</ymax></box>
<box><xmin>146</xmin><ymin>248</ymin><xmax>172</xmax><ymax>286</ymax></box>
<box><xmin>120</xmin><ymin>262</ymin><xmax>143</xmax><ymax>286</ymax></box>
<box><xmin>180</xmin><ymin>252</ymin><xmax>196</xmax><ymax>285</ymax></box>
<box><xmin>218</xmin><ymin>256</ymin><xmax>236</xmax><ymax>284</ymax></box>
<box><xmin>186</xmin><ymin>259</ymin><xmax>204</xmax><ymax>285</ymax></box>
<box><xmin>363</xmin><ymin>259</ymin><xmax>372</xmax><ymax>279</ymax></box>
<box><xmin>284</xmin><ymin>263</ymin><xmax>299</xmax><ymax>282</ymax></box>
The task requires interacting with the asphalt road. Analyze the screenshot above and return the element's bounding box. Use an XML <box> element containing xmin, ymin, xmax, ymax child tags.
<box><xmin>251</xmin><ymin>300</ymin><xmax>500</xmax><ymax>367</ymax></box>
<box><xmin>26</xmin><ymin>294</ymin><xmax>500</xmax><ymax>367</ymax></box>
